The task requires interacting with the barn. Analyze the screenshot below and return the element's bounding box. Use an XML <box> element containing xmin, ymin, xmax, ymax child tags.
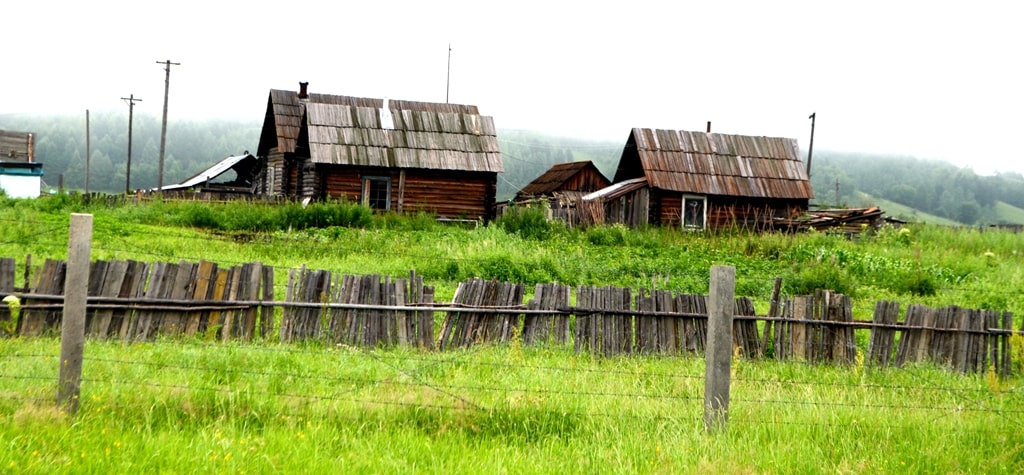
<box><xmin>585</xmin><ymin>128</ymin><xmax>813</xmax><ymax>230</ymax></box>
<box><xmin>256</xmin><ymin>83</ymin><xmax>503</xmax><ymax>222</ymax></box>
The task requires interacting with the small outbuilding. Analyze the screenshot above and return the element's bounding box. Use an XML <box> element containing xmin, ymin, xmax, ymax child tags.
<box><xmin>154</xmin><ymin>152</ymin><xmax>260</xmax><ymax>197</ymax></box>
<box><xmin>0</xmin><ymin>129</ymin><xmax>43</xmax><ymax>198</ymax></box>
<box><xmin>511</xmin><ymin>161</ymin><xmax>611</xmax><ymax>227</ymax></box>
<box><xmin>585</xmin><ymin>128</ymin><xmax>813</xmax><ymax>230</ymax></box>
<box><xmin>256</xmin><ymin>83</ymin><xmax>503</xmax><ymax>222</ymax></box>
<box><xmin>515</xmin><ymin>161</ymin><xmax>610</xmax><ymax>200</ymax></box>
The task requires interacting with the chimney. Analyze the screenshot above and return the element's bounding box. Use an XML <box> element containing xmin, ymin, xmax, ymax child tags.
<box><xmin>298</xmin><ymin>82</ymin><xmax>309</xmax><ymax>99</ymax></box>
<box><xmin>706</xmin><ymin>121</ymin><xmax>711</xmax><ymax>133</ymax></box>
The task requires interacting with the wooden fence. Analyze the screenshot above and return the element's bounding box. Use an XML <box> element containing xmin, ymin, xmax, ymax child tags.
<box><xmin>1</xmin><ymin>256</ymin><xmax>1018</xmax><ymax>374</ymax></box>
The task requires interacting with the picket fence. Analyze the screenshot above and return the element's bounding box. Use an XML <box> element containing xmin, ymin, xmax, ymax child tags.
<box><xmin>0</xmin><ymin>256</ymin><xmax>1017</xmax><ymax>374</ymax></box>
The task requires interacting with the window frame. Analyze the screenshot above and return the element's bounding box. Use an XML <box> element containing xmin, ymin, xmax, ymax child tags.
<box><xmin>361</xmin><ymin>176</ymin><xmax>392</xmax><ymax>211</ymax></box>
<box><xmin>682</xmin><ymin>194</ymin><xmax>707</xmax><ymax>230</ymax></box>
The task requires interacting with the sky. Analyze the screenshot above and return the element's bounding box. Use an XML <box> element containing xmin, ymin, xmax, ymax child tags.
<box><xmin>3</xmin><ymin>0</ymin><xmax>1022</xmax><ymax>175</ymax></box>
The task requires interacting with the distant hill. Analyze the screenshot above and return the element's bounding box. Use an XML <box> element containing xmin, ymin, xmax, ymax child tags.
<box><xmin>5</xmin><ymin>113</ymin><xmax>1020</xmax><ymax>227</ymax></box>
<box><xmin>846</xmin><ymin>191</ymin><xmax>963</xmax><ymax>226</ymax></box>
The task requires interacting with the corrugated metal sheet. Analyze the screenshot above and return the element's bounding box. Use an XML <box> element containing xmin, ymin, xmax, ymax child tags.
<box><xmin>629</xmin><ymin>128</ymin><xmax>813</xmax><ymax>199</ymax></box>
<box><xmin>583</xmin><ymin>177</ymin><xmax>648</xmax><ymax>201</ymax></box>
<box><xmin>158</xmin><ymin>154</ymin><xmax>256</xmax><ymax>191</ymax></box>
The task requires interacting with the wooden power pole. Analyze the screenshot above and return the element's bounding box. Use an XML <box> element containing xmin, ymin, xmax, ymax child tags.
<box><xmin>122</xmin><ymin>94</ymin><xmax>142</xmax><ymax>194</ymax></box>
<box><xmin>156</xmin><ymin>60</ymin><xmax>180</xmax><ymax>191</ymax></box>
<box><xmin>85</xmin><ymin>110</ymin><xmax>90</xmax><ymax>194</ymax></box>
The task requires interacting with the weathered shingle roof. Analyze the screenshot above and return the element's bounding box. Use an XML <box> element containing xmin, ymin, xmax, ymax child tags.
<box><xmin>518</xmin><ymin>161</ymin><xmax>609</xmax><ymax>196</ymax></box>
<box><xmin>616</xmin><ymin>128</ymin><xmax>813</xmax><ymax>199</ymax></box>
<box><xmin>257</xmin><ymin>89</ymin><xmax>502</xmax><ymax>173</ymax></box>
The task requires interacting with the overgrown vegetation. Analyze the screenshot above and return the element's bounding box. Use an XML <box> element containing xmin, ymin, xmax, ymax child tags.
<box><xmin>3</xmin><ymin>193</ymin><xmax>1024</xmax><ymax>317</ymax></box>
<box><xmin>1</xmin><ymin>197</ymin><xmax>1022</xmax><ymax>472</ymax></box>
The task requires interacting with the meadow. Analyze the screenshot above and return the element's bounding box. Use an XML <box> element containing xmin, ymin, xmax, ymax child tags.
<box><xmin>1</xmin><ymin>194</ymin><xmax>1023</xmax><ymax>473</ymax></box>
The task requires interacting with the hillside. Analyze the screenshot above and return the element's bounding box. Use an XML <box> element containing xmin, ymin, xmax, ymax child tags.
<box><xmin>5</xmin><ymin>113</ymin><xmax>1023</xmax><ymax>226</ymax></box>
<box><xmin>846</xmin><ymin>191</ymin><xmax>963</xmax><ymax>226</ymax></box>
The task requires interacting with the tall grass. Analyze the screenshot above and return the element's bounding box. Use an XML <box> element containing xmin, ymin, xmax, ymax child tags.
<box><xmin>1</xmin><ymin>338</ymin><xmax>1020</xmax><ymax>473</ymax></box>
<box><xmin>2</xmin><ymin>195</ymin><xmax>1024</xmax><ymax>316</ymax></box>
<box><xmin>0</xmin><ymin>197</ymin><xmax>1023</xmax><ymax>472</ymax></box>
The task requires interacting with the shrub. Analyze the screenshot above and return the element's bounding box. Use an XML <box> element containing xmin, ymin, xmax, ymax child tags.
<box><xmin>496</xmin><ymin>205</ymin><xmax>555</xmax><ymax>240</ymax></box>
<box><xmin>894</xmin><ymin>272</ymin><xmax>937</xmax><ymax>296</ymax></box>
<box><xmin>585</xmin><ymin>224</ymin><xmax>628</xmax><ymax>246</ymax></box>
<box><xmin>179</xmin><ymin>204</ymin><xmax>221</xmax><ymax>230</ymax></box>
<box><xmin>787</xmin><ymin>263</ymin><xmax>855</xmax><ymax>296</ymax></box>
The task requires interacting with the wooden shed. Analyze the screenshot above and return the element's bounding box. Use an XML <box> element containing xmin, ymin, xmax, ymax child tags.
<box><xmin>256</xmin><ymin>83</ymin><xmax>503</xmax><ymax>222</ymax></box>
<box><xmin>511</xmin><ymin>161</ymin><xmax>611</xmax><ymax>227</ymax></box>
<box><xmin>586</xmin><ymin>128</ymin><xmax>813</xmax><ymax>230</ymax></box>
<box><xmin>516</xmin><ymin>161</ymin><xmax>610</xmax><ymax>200</ymax></box>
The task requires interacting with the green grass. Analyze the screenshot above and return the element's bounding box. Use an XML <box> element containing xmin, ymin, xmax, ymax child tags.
<box><xmin>993</xmin><ymin>201</ymin><xmax>1024</xmax><ymax>225</ymax></box>
<box><xmin>1</xmin><ymin>338</ymin><xmax>1021</xmax><ymax>474</ymax></box>
<box><xmin>1</xmin><ymin>194</ymin><xmax>1024</xmax><ymax>472</ymax></box>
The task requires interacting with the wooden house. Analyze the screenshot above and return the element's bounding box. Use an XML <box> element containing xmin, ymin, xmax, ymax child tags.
<box><xmin>0</xmin><ymin>129</ymin><xmax>43</xmax><ymax>198</ymax></box>
<box><xmin>585</xmin><ymin>128</ymin><xmax>813</xmax><ymax>230</ymax></box>
<box><xmin>256</xmin><ymin>83</ymin><xmax>503</xmax><ymax>222</ymax></box>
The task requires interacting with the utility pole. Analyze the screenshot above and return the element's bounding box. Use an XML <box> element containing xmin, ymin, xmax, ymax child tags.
<box><xmin>85</xmin><ymin>110</ymin><xmax>90</xmax><ymax>194</ymax></box>
<box><xmin>156</xmin><ymin>60</ymin><xmax>180</xmax><ymax>191</ymax></box>
<box><xmin>122</xmin><ymin>94</ymin><xmax>142</xmax><ymax>194</ymax></box>
<box><xmin>806</xmin><ymin>112</ymin><xmax>816</xmax><ymax>177</ymax></box>
<box><xmin>446</xmin><ymin>44</ymin><xmax>451</xmax><ymax>103</ymax></box>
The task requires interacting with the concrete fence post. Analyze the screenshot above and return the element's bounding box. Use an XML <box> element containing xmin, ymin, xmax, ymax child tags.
<box><xmin>58</xmin><ymin>213</ymin><xmax>93</xmax><ymax>415</ymax></box>
<box><xmin>704</xmin><ymin>265</ymin><xmax>735</xmax><ymax>433</ymax></box>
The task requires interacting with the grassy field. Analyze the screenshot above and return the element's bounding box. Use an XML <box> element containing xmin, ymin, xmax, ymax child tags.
<box><xmin>1</xmin><ymin>195</ymin><xmax>1023</xmax><ymax>473</ymax></box>
<box><xmin>2</xmin><ymin>337</ymin><xmax>1021</xmax><ymax>474</ymax></box>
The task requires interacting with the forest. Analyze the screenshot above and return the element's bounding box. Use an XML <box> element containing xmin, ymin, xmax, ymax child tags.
<box><xmin>3</xmin><ymin>113</ymin><xmax>1024</xmax><ymax>226</ymax></box>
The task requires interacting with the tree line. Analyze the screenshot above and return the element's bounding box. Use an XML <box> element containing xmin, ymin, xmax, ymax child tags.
<box><xmin>3</xmin><ymin>114</ymin><xmax>1020</xmax><ymax>225</ymax></box>
<box><xmin>808</xmin><ymin>152</ymin><xmax>1024</xmax><ymax>225</ymax></box>
<box><xmin>0</xmin><ymin>112</ymin><xmax>259</xmax><ymax>192</ymax></box>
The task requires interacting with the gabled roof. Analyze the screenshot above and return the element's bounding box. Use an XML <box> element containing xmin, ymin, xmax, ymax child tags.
<box><xmin>613</xmin><ymin>128</ymin><xmax>814</xmax><ymax>200</ymax></box>
<box><xmin>518</xmin><ymin>161</ymin><xmax>610</xmax><ymax>196</ymax></box>
<box><xmin>257</xmin><ymin>90</ymin><xmax>381</xmax><ymax>156</ymax></box>
<box><xmin>257</xmin><ymin>88</ymin><xmax>502</xmax><ymax>173</ymax></box>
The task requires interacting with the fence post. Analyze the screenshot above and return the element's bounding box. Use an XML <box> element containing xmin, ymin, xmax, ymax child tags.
<box><xmin>58</xmin><ymin>213</ymin><xmax>92</xmax><ymax>415</ymax></box>
<box><xmin>704</xmin><ymin>265</ymin><xmax>735</xmax><ymax>433</ymax></box>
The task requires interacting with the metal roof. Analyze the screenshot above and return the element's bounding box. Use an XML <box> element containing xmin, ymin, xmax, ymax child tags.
<box><xmin>582</xmin><ymin>177</ymin><xmax>648</xmax><ymax>201</ymax></box>
<box><xmin>157</xmin><ymin>153</ymin><xmax>256</xmax><ymax>191</ymax></box>
<box><xmin>618</xmin><ymin>128</ymin><xmax>814</xmax><ymax>200</ymax></box>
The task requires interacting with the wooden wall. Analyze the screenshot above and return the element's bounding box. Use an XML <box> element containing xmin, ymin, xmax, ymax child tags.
<box><xmin>655</xmin><ymin>191</ymin><xmax>807</xmax><ymax>230</ymax></box>
<box><xmin>559</xmin><ymin>168</ymin><xmax>611</xmax><ymax>193</ymax></box>
<box><xmin>319</xmin><ymin>165</ymin><xmax>497</xmax><ymax>221</ymax></box>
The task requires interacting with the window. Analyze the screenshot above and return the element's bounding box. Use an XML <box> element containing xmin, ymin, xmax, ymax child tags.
<box><xmin>682</xmin><ymin>195</ymin><xmax>706</xmax><ymax>230</ymax></box>
<box><xmin>361</xmin><ymin>176</ymin><xmax>391</xmax><ymax>211</ymax></box>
